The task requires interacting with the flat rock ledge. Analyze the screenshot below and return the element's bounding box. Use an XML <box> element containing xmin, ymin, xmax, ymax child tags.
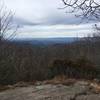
<box><xmin>0</xmin><ymin>81</ymin><xmax>100</xmax><ymax>100</ymax></box>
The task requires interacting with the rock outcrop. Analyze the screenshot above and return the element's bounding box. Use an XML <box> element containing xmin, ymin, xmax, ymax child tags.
<box><xmin>0</xmin><ymin>80</ymin><xmax>100</xmax><ymax>100</ymax></box>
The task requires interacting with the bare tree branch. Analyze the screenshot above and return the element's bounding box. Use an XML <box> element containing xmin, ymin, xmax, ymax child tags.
<box><xmin>62</xmin><ymin>0</ymin><xmax>100</xmax><ymax>21</ymax></box>
<box><xmin>0</xmin><ymin>2</ymin><xmax>18</xmax><ymax>41</ymax></box>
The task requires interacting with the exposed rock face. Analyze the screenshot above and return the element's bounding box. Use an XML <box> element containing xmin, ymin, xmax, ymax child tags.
<box><xmin>0</xmin><ymin>81</ymin><xmax>100</xmax><ymax>100</ymax></box>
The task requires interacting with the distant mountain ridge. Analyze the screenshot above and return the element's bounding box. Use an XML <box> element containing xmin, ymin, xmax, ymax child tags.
<box><xmin>12</xmin><ymin>37</ymin><xmax>78</xmax><ymax>46</ymax></box>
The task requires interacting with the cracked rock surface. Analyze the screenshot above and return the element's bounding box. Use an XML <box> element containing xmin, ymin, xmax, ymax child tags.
<box><xmin>0</xmin><ymin>81</ymin><xmax>100</xmax><ymax>100</ymax></box>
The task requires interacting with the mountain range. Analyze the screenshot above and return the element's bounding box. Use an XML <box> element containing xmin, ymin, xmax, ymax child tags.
<box><xmin>12</xmin><ymin>37</ymin><xmax>78</xmax><ymax>46</ymax></box>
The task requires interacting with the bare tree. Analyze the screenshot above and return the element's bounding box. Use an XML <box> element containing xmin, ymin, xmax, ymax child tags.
<box><xmin>92</xmin><ymin>24</ymin><xmax>100</xmax><ymax>38</ymax></box>
<box><xmin>62</xmin><ymin>0</ymin><xmax>100</xmax><ymax>21</ymax></box>
<box><xmin>0</xmin><ymin>2</ymin><xmax>18</xmax><ymax>41</ymax></box>
<box><xmin>61</xmin><ymin>0</ymin><xmax>100</xmax><ymax>38</ymax></box>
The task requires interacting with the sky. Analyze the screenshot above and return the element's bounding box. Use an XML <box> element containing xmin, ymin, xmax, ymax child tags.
<box><xmin>1</xmin><ymin>0</ymin><xmax>98</xmax><ymax>38</ymax></box>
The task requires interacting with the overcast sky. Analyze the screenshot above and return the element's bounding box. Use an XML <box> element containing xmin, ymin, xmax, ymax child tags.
<box><xmin>2</xmin><ymin>0</ymin><xmax>97</xmax><ymax>38</ymax></box>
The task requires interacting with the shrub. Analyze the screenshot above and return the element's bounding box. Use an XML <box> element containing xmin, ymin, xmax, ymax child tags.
<box><xmin>50</xmin><ymin>58</ymin><xmax>100</xmax><ymax>79</ymax></box>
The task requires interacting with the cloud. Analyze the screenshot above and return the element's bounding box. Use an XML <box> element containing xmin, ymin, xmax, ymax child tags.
<box><xmin>3</xmin><ymin>0</ymin><xmax>97</xmax><ymax>38</ymax></box>
<box><xmin>4</xmin><ymin>0</ymin><xmax>80</xmax><ymax>25</ymax></box>
<box><xmin>13</xmin><ymin>17</ymin><xmax>41</xmax><ymax>27</ymax></box>
<box><xmin>14</xmin><ymin>23</ymin><xmax>95</xmax><ymax>39</ymax></box>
